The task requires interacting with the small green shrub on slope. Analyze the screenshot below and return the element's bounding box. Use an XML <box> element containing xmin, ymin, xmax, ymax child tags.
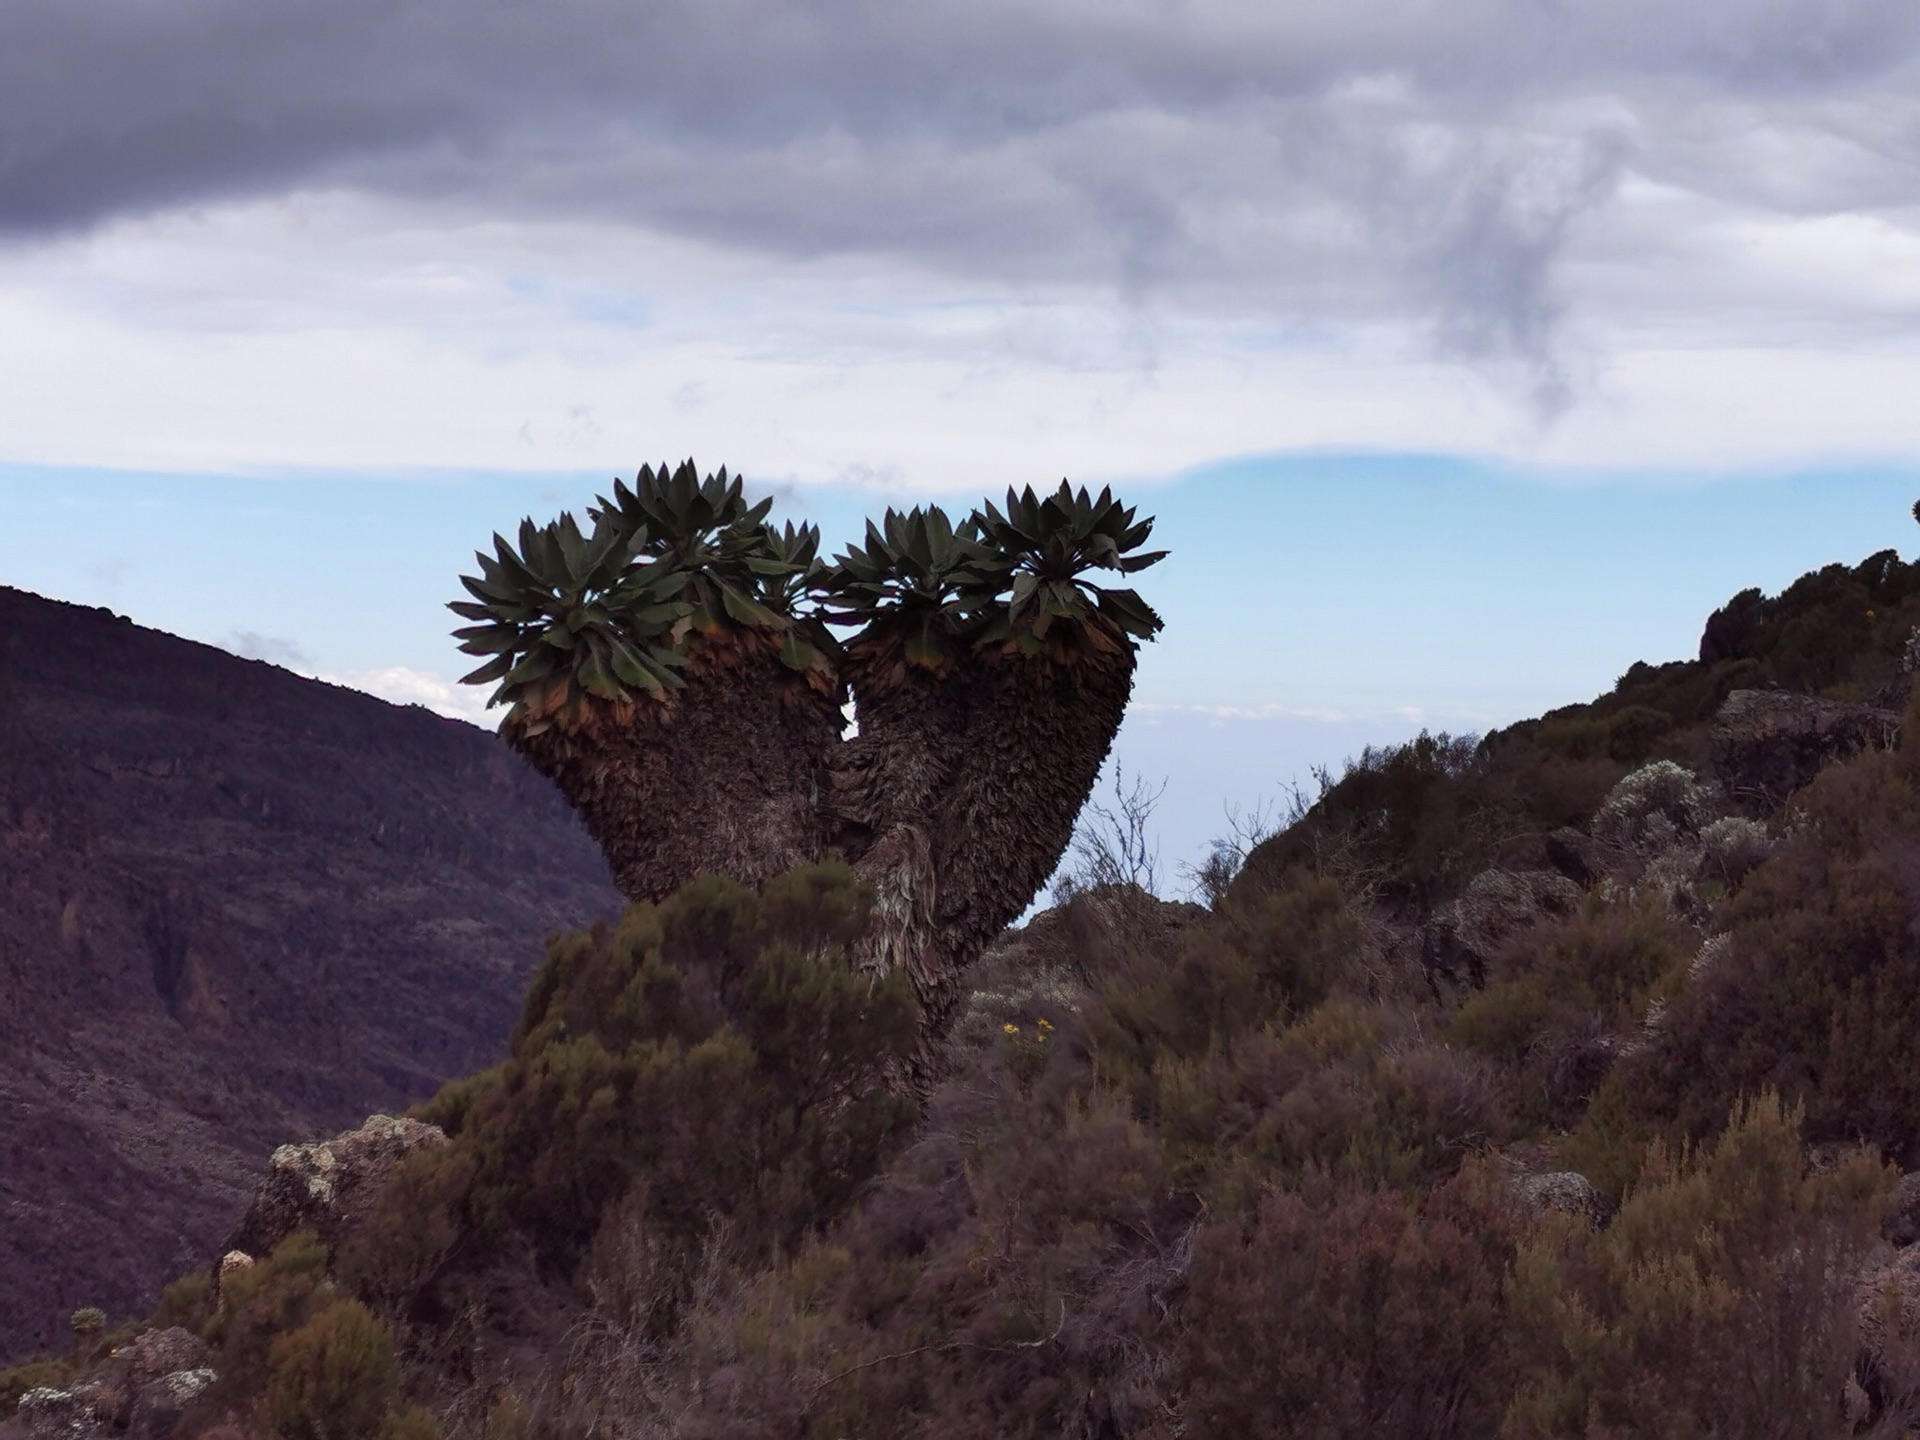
<box><xmin>1578</xmin><ymin>744</ymin><xmax>1920</xmax><ymax>1186</ymax></box>
<box><xmin>1506</xmin><ymin>1094</ymin><xmax>1891</xmax><ymax>1440</ymax></box>
<box><xmin>348</xmin><ymin>863</ymin><xmax>921</xmax><ymax>1328</ymax></box>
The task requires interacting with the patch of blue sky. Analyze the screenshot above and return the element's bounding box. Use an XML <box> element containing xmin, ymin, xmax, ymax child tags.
<box><xmin>4</xmin><ymin>455</ymin><xmax>1916</xmax><ymax>888</ymax></box>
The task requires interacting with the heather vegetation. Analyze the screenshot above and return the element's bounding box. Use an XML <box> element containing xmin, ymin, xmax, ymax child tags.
<box><xmin>16</xmin><ymin>543</ymin><xmax>1920</xmax><ymax>1437</ymax></box>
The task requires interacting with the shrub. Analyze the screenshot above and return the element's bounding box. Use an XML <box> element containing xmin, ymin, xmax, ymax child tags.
<box><xmin>149</xmin><ymin>1270</ymin><xmax>214</xmax><ymax>1332</ymax></box>
<box><xmin>0</xmin><ymin>1359</ymin><xmax>72</xmax><ymax>1420</ymax></box>
<box><xmin>1602</xmin><ymin>705</ymin><xmax>1675</xmax><ymax>764</ymax></box>
<box><xmin>334</xmin><ymin>1140</ymin><xmax>476</xmax><ymax>1312</ymax></box>
<box><xmin>68</xmin><ymin>1307</ymin><xmax>105</xmax><ymax>1339</ymax></box>
<box><xmin>1699</xmin><ymin>552</ymin><xmax>1920</xmax><ymax>694</ymax></box>
<box><xmin>1178</xmin><ymin>1159</ymin><xmax>1524</xmax><ymax>1439</ymax></box>
<box><xmin>379</xmin><ymin>1405</ymin><xmax>446</xmax><ymax>1440</ymax></box>
<box><xmin>1697</xmin><ymin>814</ymin><xmax>1776</xmax><ymax>889</ymax></box>
<box><xmin>203</xmin><ymin>1230</ymin><xmax>333</xmax><ymax>1399</ymax></box>
<box><xmin>1505</xmin><ymin>1093</ymin><xmax>1890</xmax><ymax>1440</ymax></box>
<box><xmin>265</xmin><ymin>1298</ymin><xmax>402</xmax><ymax>1440</ymax></box>
<box><xmin>1447</xmin><ymin>897</ymin><xmax>1692</xmax><ymax>1135</ymax></box>
<box><xmin>1592</xmin><ymin>760</ymin><xmax>1712</xmax><ymax>857</ymax></box>
<box><xmin>1591</xmin><ymin>754</ymin><xmax>1920</xmax><ymax>1170</ymax></box>
<box><xmin>352</xmin><ymin>864</ymin><xmax>922</xmax><ymax>1334</ymax></box>
<box><xmin>1088</xmin><ymin>872</ymin><xmax>1362</xmax><ymax>1082</ymax></box>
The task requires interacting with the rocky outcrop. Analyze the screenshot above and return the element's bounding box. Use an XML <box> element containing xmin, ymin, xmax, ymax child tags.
<box><xmin>225</xmin><ymin>1114</ymin><xmax>447</xmax><ymax>1264</ymax></box>
<box><xmin>1422</xmin><ymin>869</ymin><xmax>1582</xmax><ymax>994</ymax></box>
<box><xmin>1710</xmin><ymin>689</ymin><xmax>1898</xmax><ymax>808</ymax></box>
<box><xmin>1513</xmin><ymin>1171</ymin><xmax>1611</xmax><ymax>1229</ymax></box>
<box><xmin>0</xmin><ymin>1328</ymin><xmax>212</xmax><ymax>1440</ymax></box>
<box><xmin>1543</xmin><ymin>828</ymin><xmax>1603</xmax><ymax>887</ymax></box>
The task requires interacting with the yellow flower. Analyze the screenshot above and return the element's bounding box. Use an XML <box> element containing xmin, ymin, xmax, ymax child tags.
<box><xmin>1037</xmin><ymin>1017</ymin><xmax>1055</xmax><ymax>1031</ymax></box>
<box><xmin>1003</xmin><ymin>1022</ymin><xmax>1020</xmax><ymax>1035</ymax></box>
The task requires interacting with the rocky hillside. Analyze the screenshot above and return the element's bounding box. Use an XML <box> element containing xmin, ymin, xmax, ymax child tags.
<box><xmin>12</xmin><ymin>552</ymin><xmax>1920</xmax><ymax>1439</ymax></box>
<box><xmin>0</xmin><ymin>586</ymin><xmax>623</xmax><ymax>1361</ymax></box>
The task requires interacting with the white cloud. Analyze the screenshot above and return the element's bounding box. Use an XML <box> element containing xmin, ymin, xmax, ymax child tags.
<box><xmin>317</xmin><ymin>665</ymin><xmax>496</xmax><ymax>726</ymax></box>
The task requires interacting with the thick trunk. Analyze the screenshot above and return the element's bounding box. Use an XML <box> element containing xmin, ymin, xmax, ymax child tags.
<box><xmin>935</xmin><ymin>644</ymin><xmax>1136</xmax><ymax>969</ymax></box>
<box><xmin>827</xmin><ymin>660</ymin><xmax>972</xmax><ymax>1044</ymax></box>
<box><xmin>507</xmin><ymin>624</ymin><xmax>1137</xmax><ymax>1085</ymax></box>
<box><xmin>506</xmin><ymin>638</ymin><xmax>842</xmax><ymax>902</ymax></box>
<box><xmin>833</xmin><ymin>638</ymin><xmax>1136</xmax><ymax>1061</ymax></box>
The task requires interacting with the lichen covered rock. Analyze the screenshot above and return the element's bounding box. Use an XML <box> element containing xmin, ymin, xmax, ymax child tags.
<box><xmin>1423</xmin><ymin>868</ymin><xmax>1582</xmax><ymax>993</ymax></box>
<box><xmin>8</xmin><ymin>1386</ymin><xmax>103</xmax><ymax>1440</ymax></box>
<box><xmin>1513</xmin><ymin>1170</ymin><xmax>1611</xmax><ymax>1229</ymax></box>
<box><xmin>223</xmin><ymin>1114</ymin><xmax>446</xmax><ymax>1261</ymax></box>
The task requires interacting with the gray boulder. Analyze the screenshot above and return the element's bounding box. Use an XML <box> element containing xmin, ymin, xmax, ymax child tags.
<box><xmin>223</xmin><ymin>1113</ymin><xmax>446</xmax><ymax>1263</ymax></box>
<box><xmin>1544</xmin><ymin>827</ymin><xmax>1604</xmax><ymax>887</ymax></box>
<box><xmin>1513</xmin><ymin>1171</ymin><xmax>1611</xmax><ymax>1228</ymax></box>
<box><xmin>123</xmin><ymin>1328</ymin><xmax>214</xmax><ymax>1438</ymax></box>
<box><xmin>1710</xmin><ymin>689</ymin><xmax>1897</xmax><ymax>808</ymax></box>
<box><xmin>6</xmin><ymin>1387</ymin><xmax>104</xmax><ymax>1440</ymax></box>
<box><xmin>1423</xmin><ymin>869</ymin><xmax>1582</xmax><ymax>993</ymax></box>
<box><xmin>0</xmin><ymin>1329</ymin><xmax>216</xmax><ymax>1440</ymax></box>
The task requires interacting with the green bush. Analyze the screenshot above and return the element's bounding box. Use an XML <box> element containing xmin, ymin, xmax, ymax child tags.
<box><xmin>203</xmin><ymin>1230</ymin><xmax>333</xmax><ymax>1398</ymax></box>
<box><xmin>0</xmin><ymin>1358</ymin><xmax>72</xmax><ymax>1419</ymax></box>
<box><xmin>67</xmin><ymin>1306</ymin><xmax>105</xmax><ymax>1339</ymax></box>
<box><xmin>1505</xmin><ymin>1094</ymin><xmax>1889</xmax><ymax>1439</ymax></box>
<box><xmin>353</xmin><ymin>863</ymin><xmax>922</xmax><ymax>1331</ymax></box>
<box><xmin>265</xmin><ymin>1298</ymin><xmax>402</xmax><ymax>1440</ymax></box>
<box><xmin>1698</xmin><ymin>550</ymin><xmax>1920</xmax><ymax>695</ymax></box>
<box><xmin>149</xmin><ymin>1270</ymin><xmax>214</xmax><ymax>1332</ymax></box>
<box><xmin>1088</xmin><ymin>873</ymin><xmax>1360</xmax><ymax>1080</ymax></box>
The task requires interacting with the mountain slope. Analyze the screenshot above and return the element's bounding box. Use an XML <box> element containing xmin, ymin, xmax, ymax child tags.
<box><xmin>0</xmin><ymin>586</ymin><xmax>624</xmax><ymax>1360</ymax></box>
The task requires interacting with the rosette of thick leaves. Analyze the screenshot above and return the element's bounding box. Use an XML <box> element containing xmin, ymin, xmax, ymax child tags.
<box><xmin>593</xmin><ymin>461</ymin><xmax>807</xmax><ymax>635</ymax></box>
<box><xmin>819</xmin><ymin>506</ymin><xmax>995</xmax><ymax>671</ymax></box>
<box><xmin>967</xmin><ymin>482</ymin><xmax>1166</xmax><ymax>656</ymax></box>
<box><xmin>450</xmin><ymin>511</ymin><xmax>690</xmax><ymax>733</ymax></box>
<box><xmin>755</xmin><ymin>520</ymin><xmax>839</xmax><ymax>679</ymax></box>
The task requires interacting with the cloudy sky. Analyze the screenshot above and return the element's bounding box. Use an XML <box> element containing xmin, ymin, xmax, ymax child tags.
<box><xmin>5</xmin><ymin>0</ymin><xmax>1920</xmax><ymax>886</ymax></box>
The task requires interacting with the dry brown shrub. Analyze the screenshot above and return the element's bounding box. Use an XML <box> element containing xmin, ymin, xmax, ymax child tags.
<box><xmin>1177</xmin><ymin>1157</ymin><xmax>1524</xmax><ymax>1440</ymax></box>
<box><xmin>1504</xmin><ymin>1093</ymin><xmax>1892</xmax><ymax>1440</ymax></box>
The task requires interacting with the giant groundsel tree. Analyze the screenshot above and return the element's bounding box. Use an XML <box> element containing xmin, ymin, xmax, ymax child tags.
<box><xmin>453</xmin><ymin>461</ymin><xmax>1165</xmax><ymax>1061</ymax></box>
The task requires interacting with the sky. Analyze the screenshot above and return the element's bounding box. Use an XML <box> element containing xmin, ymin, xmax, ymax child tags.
<box><xmin>5</xmin><ymin>0</ymin><xmax>1920</xmax><ymax>891</ymax></box>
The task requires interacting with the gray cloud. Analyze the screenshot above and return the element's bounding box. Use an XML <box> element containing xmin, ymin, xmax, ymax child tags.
<box><xmin>6</xmin><ymin>0</ymin><xmax>1920</xmax><ymax>400</ymax></box>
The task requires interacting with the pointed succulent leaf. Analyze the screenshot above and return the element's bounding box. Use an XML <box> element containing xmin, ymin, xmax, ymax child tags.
<box><xmin>453</xmin><ymin>625</ymin><xmax>521</xmax><ymax>656</ymax></box>
<box><xmin>1096</xmin><ymin>587</ymin><xmax>1164</xmax><ymax>637</ymax></box>
<box><xmin>459</xmin><ymin>654</ymin><xmax>516</xmax><ymax>686</ymax></box>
